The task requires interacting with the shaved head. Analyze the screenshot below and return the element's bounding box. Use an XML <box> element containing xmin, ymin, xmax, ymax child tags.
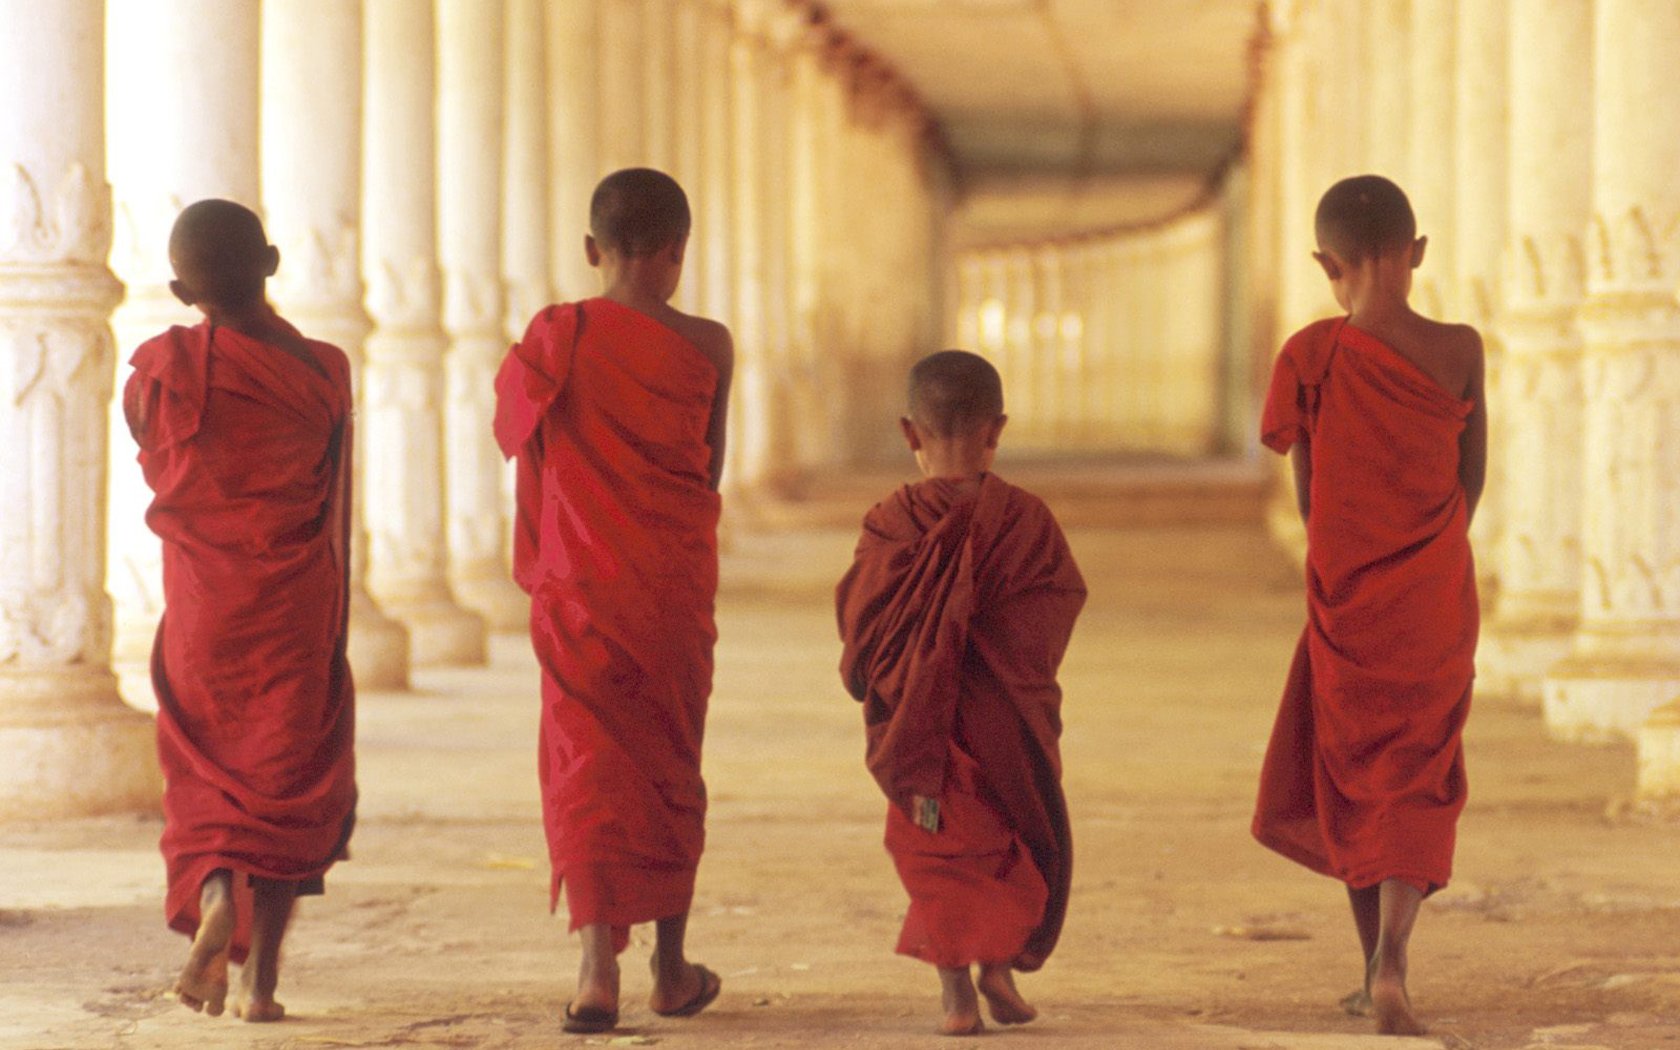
<box><xmin>168</xmin><ymin>199</ymin><xmax>273</xmax><ymax>307</ymax></box>
<box><xmin>589</xmin><ymin>168</ymin><xmax>691</xmax><ymax>256</ymax></box>
<box><xmin>908</xmin><ymin>350</ymin><xmax>1005</xmax><ymax>438</ymax></box>
<box><xmin>1315</xmin><ymin>175</ymin><xmax>1416</xmax><ymax>262</ymax></box>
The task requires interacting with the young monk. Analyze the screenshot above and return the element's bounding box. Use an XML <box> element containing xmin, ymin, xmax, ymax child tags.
<box><xmin>836</xmin><ymin>351</ymin><xmax>1087</xmax><ymax>1037</ymax></box>
<box><xmin>126</xmin><ymin>199</ymin><xmax>358</xmax><ymax>1023</ymax></box>
<box><xmin>493</xmin><ymin>168</ymin><xmax>732</xmax><ymax>1035</ymax></box>
<box><xmin>1253</xmin><ymin>175</ymin><xmax>1485</xmax><ymax>1037</ymax></box>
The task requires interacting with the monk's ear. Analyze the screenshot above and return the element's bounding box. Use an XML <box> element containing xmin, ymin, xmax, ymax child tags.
<box><xmin>262</xmin><ymin>244</ymin><xmax>280</xmax><ymax>278</ymax></box>
<box><xmin>899</xmin><ymin>416</ymin><xmax>922</xmax><ymax>452</ymax></box>
<box><xmin>1411</xmin><ymin>235</ymin><xmax>1428</xmax><ymax>269</ymax></box>
<box><xmin>584</xmin><ymin>234</ymin><xmax>601</xmax><ymax>268</ymax></box>
<box><xmin>168</xmin><ymin>279</ymin><xmax>195</xmax><ymax>308</ymax></box>
<box><xmin>1312</xmin><ymin>250</ymin><xmax>1341</xmax><ymax>281</ymax></box>
<box><xmin>667</xmin><ymin>235</ymin><xmax>688</xmax><ymax>267</ymax></box>
<box><xmin>985</xmin><ymin>415</ymin><xmax>1007</xmax><ymax>449</ymax></box>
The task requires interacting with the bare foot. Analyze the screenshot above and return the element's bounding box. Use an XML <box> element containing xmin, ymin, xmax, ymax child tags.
<box><xmin>231</xmin><ymin>982</ymin><xmax>285</xmax><ymax>1023</ymax></box>
<box><xmin>1369</xmin><ymin>964</ymin><xmax>1426</xmax><ymax>1036</ymax></box>
<box><xmin>1339</xmin><ymin>987</ymin><xmax>1373</xmax><ymax>1017</ymax></box>
<box><xmin>937</xmin><ymin>966</ymin><xmax>983</xmax><ymax>1036</ymax></box>
<box><xmin>574</xmin><ymin>925</ymin><xmax>621</xmax><ymax>1020</ymax></box>
<box><xmin>977</xmin><ymin>963</ymin><xmax>1037</xmax><ymax>1025</ymax></box>
<box><xmin>173</xmin><ymin>873</ymin><xmax>233</xmax><ymax>1016</ymax></box>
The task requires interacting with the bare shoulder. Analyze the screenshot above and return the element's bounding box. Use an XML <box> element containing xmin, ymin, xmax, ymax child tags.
<box><xmin>1431</xmin><ymin>319</ymin><xmax>1482</xmax><ymax>360</ymax></box>
<box><xmin>665</xmin><ymin>309</ymin><xmax>734</xmax><ymax>376</ymax></box>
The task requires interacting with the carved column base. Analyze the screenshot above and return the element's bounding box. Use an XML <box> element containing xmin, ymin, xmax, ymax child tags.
<box><xmin>1543</xmin><ymin>656</ymin><xmax>1680</xmax><ymax>743</ymax></box>
<box><xmin>1636</xmin><ymin>698</ymin><xmax>1680</xmax><ymax>799</ymax></box>
<box><xmin>452</xmin><ymin>572</ymin><xmax>529</xmax><ymax>633</ymax></box>
<box><xmin>0</xmin><ymin>669</ymin><xmax>159</xmax><ymax>820</ymax></box>
<box><xmin>381</xmin><ymin>593</ymin><xmax>486</xmax><ymax>667</ymax></box>
<box><xmin>349</xmin><ymin>591</ymin><xmax>411</xmax><ymax>690</ymax></box>
<box><xmin>1477</xmin><ymin>615</ymin><xmax>1575</xmax><ymax>705</ymax></box>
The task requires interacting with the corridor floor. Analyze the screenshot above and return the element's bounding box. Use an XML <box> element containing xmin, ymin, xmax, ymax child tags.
<box><xmin>4</xmin><ymin>521</ymin><xmax>1678</xmax><ymax>1049</ymax></box>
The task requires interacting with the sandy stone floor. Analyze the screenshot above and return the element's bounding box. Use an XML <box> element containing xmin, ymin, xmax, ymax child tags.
<box><xmin>4</xmin><ymin>518</ymin><xmax>1679</xmax><ymax>1049</ymax></box>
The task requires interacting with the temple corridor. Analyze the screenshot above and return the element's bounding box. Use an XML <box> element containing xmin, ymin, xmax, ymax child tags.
<box><xmin>4</xmin><ymin>517</ymin><xmax>1676</xmax><ymax>1050</ymax></box>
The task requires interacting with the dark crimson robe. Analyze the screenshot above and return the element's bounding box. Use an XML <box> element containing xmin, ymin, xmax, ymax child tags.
<box><xmin>126</xmin><ymin>319</ymin><xmax>357</xmax><ymax>963</ymax></box>
<box><xmin>1253</xmin><ymin>317</ymin><xmax>1478</xmax><ymax>894</ymax></box>
<box><xmin>494</xmin><ymin>298</ymin><xmax>721</xmax><ymax>952</ymax></box>
<box><xmin>837</xmin><ymin>474</ymin><xmax>1085</xmax><ymax>970</ymax></box>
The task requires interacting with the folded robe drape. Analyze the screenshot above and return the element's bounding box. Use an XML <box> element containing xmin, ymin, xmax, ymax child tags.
<box><xmin>126</xmin><ymin>321</ymin><xmax>357</xmax><ymax>964</ymax></box>
<box><xmin>837</xmin><ymin>474</ymin><xmax>1085</xmax><ymax>970</ymax></box>
<box><xmin>494</xmin><ymin>298</ymin><xmax>721</xmax><ymax>951</ymax></box>
<box><xmin>1253</xmin><ymin>317</ymin><xmax>1478</xmax><ymax>894</ymax></box>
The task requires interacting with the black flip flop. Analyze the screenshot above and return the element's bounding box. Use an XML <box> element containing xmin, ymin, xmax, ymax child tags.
<box><xmin>562</xmin><ymin>1001</ymin><xmax>619</xmax><ymax>1034</ymax></box>
<box><xmin>651</xmin><ymin>963</ymin><xmax>722</xmax><ymax>1018</ymax></box>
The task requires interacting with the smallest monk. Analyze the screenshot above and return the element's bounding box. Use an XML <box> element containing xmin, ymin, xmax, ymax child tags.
<box><xmin>127</xmin><ymin>200</ymin><xmax>358</xmax><ymax>1023</ymax></box>
<box><xmin>836</xmin><ymin>351</ymin><xmax>1087</xmax><ymax>1036</ymax></box>
<box><xmin>1252</xmin><ymin>175</ymin><xmax>1484</xmax><ymax>1037</ymax></box>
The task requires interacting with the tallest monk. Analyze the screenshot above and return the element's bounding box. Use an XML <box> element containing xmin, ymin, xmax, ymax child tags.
<box><xmin>127</xmin><ymin>199</ymin><xmax>357</xmax><ymax>1024</ymax></box>
<box><xmin>1253</xmin><ymin>175</ymin><xmax>1485</xmax><ymax>1038</ymax></box>
<box><xmin>494</xmin><ymin>168</ymin><xmax>733</xmax><ymax>1035</ymax></box>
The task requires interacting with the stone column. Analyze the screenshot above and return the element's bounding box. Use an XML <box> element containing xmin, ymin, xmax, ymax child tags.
<box><xmin>0</xmin><ymin>0</ymin><xmax>160</xmax><ymax>818</ymax></box>
<box><xmin>640</xmin><ymin>0</ymin><xmax>676</xmax><ymax>173</ymax></box>
<box><xmin>545</xmin><ymin>0</ymin><xmax>600</xmax><ymax>302</ymax></box>
<box><xmin>361</xmin><ymin>0</ymin><xmax>485</xmax><ymax>667</ymax></box>
<box><xmin>1408</xmin><ymin>0</ymin><xmax>1457</xmax><ymax>319</ymax></box>
<box><xmin>1453</xmin><ymin>0</ymin><xmax>1510</xmax><ymax>631</ymax></box>
<box><xmin>105</xmin><ymin>0</ymin><xmax>261</xmax><ymax>665</ymax></box>
<box><xmin>729</xmin><ymin>2</ymin><xmax>772</xmax><ymax>487</ymax></box>
<box><xmin>598</xmin><ymin>0</ymin><xmax>647</xmax><ymax>173</ymax></box>
<box><xmin>262</xmin><ymin>0</ymin><xmax>411</xmax><ymax>689</ymax></box>
<box><xmin>1479</xmin><ymin>0</ymin><xmax>1588</xmax><ymax>704</ymax></box>
<box><xmin>698</xmin><ymin>0</ymin><xmax>735</xmax><ymax>327</ymax></box>
<box><xmin>437</xmin><ymin>0</ymin><xmax>525</xmax><ymax>632</ymax></box>
<box><xmin>505</xmin><ymin>0</ymin><xmax>552</xmax><ymax>339</ymax></box>
<box><xmin>1366</xmin><ymin>0</ymin><xmax>1412</xmax><ymax>183</ymax></box>
<box><xmin>1545</xmin><ymin>0</ymin><xmax>1680</xmax><ymax>744</ymax></box>
<box><xmin>670</xmin><ymin>0</ymin><xmax>706</xmax><ymax>313</ymax></box>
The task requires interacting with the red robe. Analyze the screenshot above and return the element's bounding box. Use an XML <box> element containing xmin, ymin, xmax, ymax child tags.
<box><xmin>1253</xmin><ymin>317</ymin><xmax>1478</xmax><ymax>894</ymax></box>
<box><xmin>836</xmin><ymin>474</ymin><xmax>1085</xmax><ymax>970</ymax></box>
<box><xmin>126</xmin><ymin>320</ymin><xmax>357</xmax><ymax>963</ymax></box>
<box><xmin>494</xmin><ymin>298</ymin><xmax>721</xmax><ymax>952</ymax></box>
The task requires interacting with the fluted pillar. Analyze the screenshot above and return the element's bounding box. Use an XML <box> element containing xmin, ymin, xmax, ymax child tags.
<box><xmin>697</xmin><ymin>0</ymin><xmax>735</xmax><ymax>326</ymax></box>
<box><xmin>729</xmin><ymin>3</ymin><xmax>771</xmax><ymax>487</ymax></box>
<box><xmin>671</xmin><ymin>0</ymin><xmax>706</xmax><ymax>313</ymax></box>
<box><xmin>757</xmin><ymin>6</ymin><xmax>799</xmax><ymax>488</ymax></box>
<box><xmin>545</xmin><ymin>0</ymin><xmax>600</xmax><ymax>303</ymax></box>
<box><xmin>437</xmin><ymin>0</ymin><xmax>524</xmax><ymax>632</ymax></box>
<box><xmin>1544</xmin><ymin>0</ymin><xmax>1680</xmax><ymax>745</ymax></box>
<box><xmin>788</xmin><ymin>19</ymin><xmax>830</xmax><ymax>471</ymax></box>
<box><xmin>105</xmin><ymin>0</ymin><xmax>261</xmax><ymax>665</ymax></box>
<box><xmin>504</xmin><ymin>0</ymin><xmax>552</xmax><ymax>338</ymax></box>
<box><xmin>1366</xmin><ymin>0</ymin><xmax>1412</xmax><ymax>183</ymax></box>
<box><xmin>262</xmin><ymin>0</ymin><xmax>411</xmax><ymax>689</ymax></box>
<box><xmin>1479</xmin><ymin>0</ymin><xmax>1588</xmax><ymax>704</ymax></box>
<box><xmin>599</xmin><ymin>0</ymin><xmax>647</xmax><ymax>173</ymax></box>
<box><xmin>1408</xmin><ymin>0</ymin><xmax>1457</xmax><ymax>319</ymax></box>
<box><xmin>640</xmin><ymin>0</ymin><xmax>676</xmax><ymax>173</ymax></box>
<box><xmin>361</xmin><ymin>0</ymin><xmax>485</xmax><ymax>667</ymax></box>
<box><xmin>1454</xmin><ymin>0</ymin><xmax>1509</xmax><ymax>630</ymax></box>
<box><xmin>0</xmin><ymin>0</ymin><xmax>160</xmax><ymax>817</ymax></box>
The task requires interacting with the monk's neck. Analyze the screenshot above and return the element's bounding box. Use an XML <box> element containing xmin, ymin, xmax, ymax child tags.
<box><xmin>198</xmin><ymin>298</ymin><xmax>283</xmax><ymax>339</ymax></box>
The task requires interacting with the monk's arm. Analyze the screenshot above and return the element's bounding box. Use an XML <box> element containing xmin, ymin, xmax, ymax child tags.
<box><xmin>703</xmin><ymin>328</ymin><xmax>735</xmax><ymax>492</ymax></box>
<box><xmin>1458</xmin><ymin>332</ymin><xmax>1488</xmax><ymax>524</ymax></box>
<box><xmin>1289</xmin><ymin>438</ymin><xmax>1311</xmax><ymax>522</ymax></box>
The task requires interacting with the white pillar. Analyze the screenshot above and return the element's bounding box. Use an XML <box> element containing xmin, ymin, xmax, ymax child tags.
<box><xmin>361</xmin><ymin>0</ymin><xmax>485</xmax><ymax>666</ymax></box>
<box><xmin>1545</xmin><ymin>0</ymin><xmax>1680</xmax><ymax>744</ymax></box>
<box><xmin>1366</xmin><ymin>0</ymin><xmax>1412</xmax><ymax>183</ymax></box>
<box><xmin>598</xmin><ymin>0</ymin><xmax>646</xmax><ymax>173</ymax></box>
<box><xmin>505</xmin><ymin>0</ymin><xmax>552</xmax><ymax>340</ymax></box>
<box><xmin>671</xmin><ymin>0</ymin><xmax>706</xmax><ymax>313</ymax></box>
<box><xmin>640</xmin><ymin>0</ymin><xmax>676</xmax><ymax>172</ymax></box>
<box><xmin>1479</xmin><ymin>0</ymin><xmax>1588</xmax><ymax>704</ymax></box>
<box><xmin>729</xmin><ymin>3</ymin><xmax>771</xmax><ymax>487</ymax></box>
<box><xmin>1407</xmin><ymin>0</ymin><xmax>1457</xmax><ymax>319</ymax></box>
<box><xmin>437</xmin><ymin>0</ymin><xmax>525</xmax><ymax>632</ymax></box>
<box><xmin>698</xmin><ymin>0</ymin><xmax>735</xmax><ymax>327</ymax></box>
<box><xmin>105</xmin><ymin>0</ymin><xmax>261</xmax><ymax>665</ymax></box>
<box><xmin>545</xmin><ymin>0</ymin><xmax>600</xmax><ymax>303</ymax></box>
<box><xmin>262</xmin><ymin>0</ymin><xmax>411</xmax><ymax>689</ymax></box>
<box><xmin>0</xmin><ymin>0</ymin><xmax>159</xmax><ymax>818</ymax></box>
